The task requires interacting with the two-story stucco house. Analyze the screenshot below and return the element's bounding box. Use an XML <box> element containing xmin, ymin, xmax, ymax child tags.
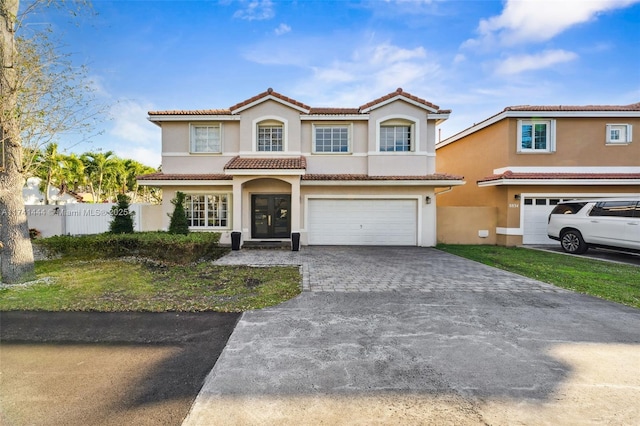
<box><xmin>436</xmin><ymin>103</ymin><xmax>640</xmax><ymax>246</ymax></box>
<box><xmin>138</xmin><ymin>88</ymin><xmax>464</xmax><ymax>248</ymax></box>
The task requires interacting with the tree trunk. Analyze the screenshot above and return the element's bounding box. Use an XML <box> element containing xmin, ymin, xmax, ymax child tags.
<box><xmin>1</xmin><ymin>0</ymin><xmax>36</xmax><ymax>284</ymax></box>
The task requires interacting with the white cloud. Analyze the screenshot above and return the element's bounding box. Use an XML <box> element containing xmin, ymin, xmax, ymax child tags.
<box><xmin>233</xmin><ymin>0</ymin><xmax>275</xmax><ymax>21</ymax></box>
<box><xmin>274</xmin><ymin>23</ymin><xmax>291</xmax><ymax>35</ymax></box>
<box><xmin>110</xmin><ymin>100</ymin><xmax>160</xmax><ymax>146</ymax></box>
<box><xmin>466</xmin><ymin>0</ymin><xmax>640</xmax><ymax>46</ymax></box>
<box><xmin>453</xmin><ymin>53</ymin><xmax>466</xmax><ymax>64</ymax></box>
<box><xmin>290</xmin><ymin>41</ymin><xmax>442</xmax><ymax>106</ymax></box>
<box><xmin>115</xmin><ymin>146</ymin><xmax>161</xmax><ymax>169</ymax></box>
<box><xmin>495</xmin><ymin>50</ymin><xmax>578</xmax><ymax>75</ymax></box>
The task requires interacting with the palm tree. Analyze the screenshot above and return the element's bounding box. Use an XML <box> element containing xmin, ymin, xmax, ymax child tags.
<box><xmin>60</xmin><ymin>153</ymin><xmax>86</xmax><ymax>194</ymax></box>
<box><xmin>36</xmin><ymin>143</ymin><xmax>64</xmax><ymax>204</ymax></box>
<box><xmin>81</xmin><ymin>150</ymin><xmax>116</xmax><ymax>203</ymax></box>
<box><xmin>102</xmin><ymin>157</ymin><xmax>125</xmax><ymax>202</ymax></box>
<box><xmin>123</xmin><ymin>159</ymin><xmax>155</xmax><ymax>202</ymax></box>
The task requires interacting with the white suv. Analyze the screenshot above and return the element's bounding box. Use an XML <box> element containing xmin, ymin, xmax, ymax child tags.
<box><xmin>547</xmin><ymin>198</ymin><xmax>640</xmax><ymax>254</ymax></box>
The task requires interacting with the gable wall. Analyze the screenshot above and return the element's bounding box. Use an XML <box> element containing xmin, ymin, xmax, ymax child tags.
<box><xmin>237</xmin><ymin>100</ymin><xmax>303</xmax><ymax>153</ymax></box>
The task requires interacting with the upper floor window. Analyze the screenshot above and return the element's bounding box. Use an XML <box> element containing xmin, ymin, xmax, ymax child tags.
<box><xmin>191</xmin><ymin>124</ymin><xmax>221</xmax><ymax>153</ymax></box>
<box><xmin>313</xmin><ymin>125</ymin><xmax>350</xmax><ymax>153</ymax></box>
<box><xmin>517</xmin><ymin>119</ymin><xmax>555</xmax><ymax>153</ymax></box>
<box><xmin>606</xmin><ymin>124</ymin><xmax>632</xmax><ymax>145</ymax></box>
<box><xmin>379</xmin><ymin>119</ymin><xmax>413</xmax><ymax>152</ymax></box>
<box><xmin>257</xmin><ymin>122</ymin><xmax>283</xmax><ymax>152</ymax></box>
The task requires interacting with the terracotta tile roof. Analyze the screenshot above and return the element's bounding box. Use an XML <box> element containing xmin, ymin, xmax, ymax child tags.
<box><xmin>303</xmin><ymin>173</ymin><xmax>464</xmax><ymax>181</ymax></box>
<box><xmin>229</xmin><ymin>88</ymin><xmax>311</xmax><ymax>112</ymax></box>
<box><xmin>224</xmin><ymin>156</ymin><xmax>307</xmax><ymax>170</ymax></box>
<box><xmin>478</xmin><ymin>170</ymin><xmax>640</xmax><ymax>183</ymax></box>
<box><xmin>359</xmin><ymin>88</ymin><xmax>447</xmax><ymax>113</ymax></box>
<box><xmin>149</xmin><ymin>88</ymin><xmax>450</xmax><ymax>117</ymax></box>
<box><xmin>137</xmin><ymin>172</ymin><xmax>232</xmax><ymax>181</ymax></box>
<box><xmin>148</xmin><ymin>109</ymin><xmax>231</xmax><ymax>116</ymax></box>
<box><xmin>504</xmin><ymin>102</ymin><xmax>640</xmax><ymax>112</ymax></box>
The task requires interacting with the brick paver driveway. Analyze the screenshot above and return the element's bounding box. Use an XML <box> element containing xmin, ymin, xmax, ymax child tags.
<box><xmin>214</xmin><ymin>246</ymin><xmax>566</xmax><ymax>293</ymax></box>
<box><xmin>187</xmin><ymin>246</ymin><xmax>640</xmax><ymax>425</ymax></box>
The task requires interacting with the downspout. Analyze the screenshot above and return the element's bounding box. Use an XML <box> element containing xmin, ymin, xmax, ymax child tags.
<box><xmin>435</xmin><ymin>186</ymin><xmax>453</xmax><ymax>196</ymax></box>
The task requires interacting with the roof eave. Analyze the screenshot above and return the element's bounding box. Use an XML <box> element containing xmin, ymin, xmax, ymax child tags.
<box><xmin>478</xmin><ymin>178</ymin><xmax>640</xmax><ymax>187</ymax></box>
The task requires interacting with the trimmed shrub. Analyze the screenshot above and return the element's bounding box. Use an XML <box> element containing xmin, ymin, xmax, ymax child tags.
<box><xmin>33</xmin><ymin>232</ymin><xmax>227</xmax><ymax>265</ymax></box>
<box><xmin>168</xmin><ymin>191</ymin><xmax>189</xmax><ymax>235</ymax></box>
<box><xmin>109</xmin><ymin>194</ymin><xmax>135</xmax><ymax>234</ymax></box>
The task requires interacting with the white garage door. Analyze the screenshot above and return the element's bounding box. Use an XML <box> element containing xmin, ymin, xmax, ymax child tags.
<box><xmin>307</xmin><ymin>199</ymin><xmax>418</xmax><ymax>245</ymax></box>
<box><xmin>522</xmin><ymin>196</ymin><xmax>589</xmax><ymax>244</ymax></box>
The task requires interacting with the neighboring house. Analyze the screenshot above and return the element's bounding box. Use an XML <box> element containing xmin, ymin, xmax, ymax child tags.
<box><xmin>436</xmin><ymin>103</ymin><xmax>640</xmax><ymax>246</ymax></box>
<box><xmin>138</xmin><ymin>88</ymin><xmax>464</xmax><ymax>247</ymax></box>
<box><xmin>23</xmin><ymin>177</ymin><xmax>83</xmax><ymax>205</ymax></box>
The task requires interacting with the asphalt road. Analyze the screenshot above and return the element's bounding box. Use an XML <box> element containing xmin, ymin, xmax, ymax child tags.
<box><xmin>0</xmin><ymin>311</ymin><xmax>240</xmax><ymax>426</ymax></box>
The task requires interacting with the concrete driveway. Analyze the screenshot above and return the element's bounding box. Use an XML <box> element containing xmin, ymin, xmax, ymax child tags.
<box><xmin>185</xmin><ymin>247</ymin><xmax>640</xmax><ymax>425</ymax></box>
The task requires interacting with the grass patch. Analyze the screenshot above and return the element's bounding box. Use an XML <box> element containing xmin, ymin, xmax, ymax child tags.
<box><xmin>437</xmin><ymin>245</ymin><xmax>640</xmax><ymax>309</ymax></box>
<box><xmin>0</xmin><ymin>258</ymin><xmax>301</xmax><ymax>313</ymax></box>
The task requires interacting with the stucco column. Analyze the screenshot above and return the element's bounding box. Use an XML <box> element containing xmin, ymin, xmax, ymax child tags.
<box><xmin>232</xmin><ymin>179</ymin><xmax>243</xmax><ymax>233</ymax></box>
<box><xmin>290</xmin><ymin>176</ymin><xmax>301</xmax><ymax>232</ymax></box>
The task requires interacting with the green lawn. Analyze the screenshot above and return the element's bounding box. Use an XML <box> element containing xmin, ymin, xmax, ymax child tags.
<box><xmin>437</xmin><ymin>245</ymin><xmax>640</xmax><ymax>309</ymax></box>
<box><xmin>0</xmin><ymin>258</ymin><xmax>301</xmax><ymax>312</ymax></box>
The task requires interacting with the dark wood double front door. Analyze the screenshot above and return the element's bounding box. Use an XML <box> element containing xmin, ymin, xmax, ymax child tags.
<box><xmin>251</xmin><ymin>194</ymin><xmax>291</xmax><ymax>239</ymax></box>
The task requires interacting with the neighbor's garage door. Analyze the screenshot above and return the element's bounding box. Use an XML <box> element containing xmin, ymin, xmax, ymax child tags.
<box><xmin>307</xmin><ymin>199</ymin><xmax>418</xmax><ymax>245</ymax></box>
<box><xmin>522</xmin><ymin>196</ymin><xmax>589</xmax><ymax>244</ymax></box>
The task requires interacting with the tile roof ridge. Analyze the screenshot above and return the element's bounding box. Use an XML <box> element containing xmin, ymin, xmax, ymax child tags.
<box><xmin>229</xmin><ymin>88</ymin><xmax>311</xmax><ymax>112</ymax></box>
<box><xmin>359</xmin><ymin>87</ymin><xmax>442</xmax><ymax>112</ymax></box>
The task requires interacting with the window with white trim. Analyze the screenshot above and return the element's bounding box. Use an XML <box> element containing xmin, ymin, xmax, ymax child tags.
<box><xmin>257</xmin><ymin>123</ymin><xmax>283</xmax><ymax>152</ymax></box>
<box><xmin>606</xmin><ymin>124</ymin><xmax>632</xmax><ymax>144</ymax></box>
<box><xmin>190</xmin><ymin>124</ymin><xmax>221</xmax><ymax>153</ymax></box>
<box><xmin>379</xmin><ymin>119</ymin><xmax>413</xmax><ymax>152</ymax></box>
<box><xmin>517</xmin><ymin>120</ymin><xmax>555</xmax><ymax>153</ymax></box>
<box><xmin>313</xmin><ymin>125</ymin><xmax>350</xmax><ymax>153</ymax></box>
<box><xmin>184</xmin><ymin>194</ymin><xmax>229</xmax><ymax>228</ymax></box>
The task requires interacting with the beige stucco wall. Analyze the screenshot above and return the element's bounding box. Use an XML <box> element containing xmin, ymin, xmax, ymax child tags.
<box><xmin>139</xmin><ymin>204</ymin><xmax>164</xmax><ymax>232</ymax></box>
<box><xmin>436</xmin><ymin>207</ymin><xmax>497</xmax><ymax>245</ymax></box>
<box><xmin>160</xmin><ymin>120</ymin><xmax>240</xmax><ymax>174</ymax></box>
<box><xmin>305</xmin><ymin>155</ymin><xmax>368</xmax><ymax>175</ymax></box>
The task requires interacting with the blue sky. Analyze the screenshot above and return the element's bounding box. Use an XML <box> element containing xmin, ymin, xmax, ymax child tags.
<box><xmin>23</xmin><ymin>0</ymin><xmax>640</xmax><ymax>167</ymax></box>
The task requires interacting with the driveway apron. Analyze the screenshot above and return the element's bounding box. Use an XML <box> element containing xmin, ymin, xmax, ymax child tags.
<box><xmin>184</xmin><ymin>247</ymin><xmax>640</xmax><ymax>425</ymax></box>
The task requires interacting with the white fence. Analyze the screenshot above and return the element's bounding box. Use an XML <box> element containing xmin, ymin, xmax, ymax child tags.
<box><xmin>26</xmin><ymin>204</ymin><xmax>163</xmax><ymax>237</ymax></box>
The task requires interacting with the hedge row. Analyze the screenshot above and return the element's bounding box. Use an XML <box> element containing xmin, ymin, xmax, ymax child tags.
<box><xmin>34</xmin><ymin>232</ymin><xmax>228</xmax><ymax>265</ymax></box>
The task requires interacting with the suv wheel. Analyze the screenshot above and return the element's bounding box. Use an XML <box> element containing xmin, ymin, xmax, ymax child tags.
<box><xmin>560</xmin><ymin>230</ymin><xmax>588</xmax><ymax>254</ymax></box>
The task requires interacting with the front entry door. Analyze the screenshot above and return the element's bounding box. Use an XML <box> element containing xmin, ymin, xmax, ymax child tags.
<box><xmin>252</xmin><ymin>194</ymin><xmax>291</xmax><ymax>239</ymax></box>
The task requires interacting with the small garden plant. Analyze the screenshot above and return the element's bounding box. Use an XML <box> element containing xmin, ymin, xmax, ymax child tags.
<box><xmin>168</xmin><ymin>191</ymin><xmax>189</xmax><ymax>235</ymax></box>
<box><xmin>109</xmin><ymin>194</ymin><xmax>135</xmax><ymax>234</ymax></box>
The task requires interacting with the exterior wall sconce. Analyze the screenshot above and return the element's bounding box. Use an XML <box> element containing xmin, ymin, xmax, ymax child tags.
<box><xmin>514</xmin><ymin>194</ymin><xmax>521</xmax><ymax>200</ymax></box>
<box><xmin>425</xmin><ymin>196</ymin><xmax>432</xmax><ymax>204</ymax></box>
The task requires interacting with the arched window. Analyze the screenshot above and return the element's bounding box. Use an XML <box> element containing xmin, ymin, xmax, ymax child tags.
<box><xmin>379</xmin><ymin>118</ymin><xmax>415</xmax><ymax>152</ymax></box>
<box><xmin>256</xmin><ymin>119</ymin><xmax>284</xmax><ymax>152</ymax></box>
